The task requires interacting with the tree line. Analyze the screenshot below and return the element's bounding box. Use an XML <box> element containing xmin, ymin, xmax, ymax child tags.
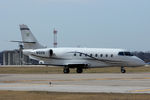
<box><xmin>133</xmin><ymin>52</ymin><xmax>150</xmax><ymax>63</ymax></box>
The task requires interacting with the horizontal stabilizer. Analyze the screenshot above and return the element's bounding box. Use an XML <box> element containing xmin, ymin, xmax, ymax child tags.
<box><xmin>10</xmin><ymin>40</ymin><xmax>36</xmax><ymax>44</ymax></box>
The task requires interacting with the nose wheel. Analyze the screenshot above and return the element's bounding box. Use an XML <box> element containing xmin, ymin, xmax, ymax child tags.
<box><xmin>63</xmin><ymin>67</ymin><xmax>70</xmax><ymax>74</ymax></box>
<box><xmin>121</xmin><ymin>67</ymin><xmax>126</xmax><ymax>73</ymax></box>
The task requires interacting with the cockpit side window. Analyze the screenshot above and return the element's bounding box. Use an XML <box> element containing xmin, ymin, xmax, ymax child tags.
<box><xmin>124</xmin><ymin>52</ymin><xmax>133</xmax><ymax>56</ymax></box>
<box><xmin>118</xmin><ymin>51</ymin><xmax>133</xmax><ymax>56</ymax></box>
<box><xmin>118</xmin><ymin>52</ymin><xmax>124</xmax><ymax>56</ymax></box>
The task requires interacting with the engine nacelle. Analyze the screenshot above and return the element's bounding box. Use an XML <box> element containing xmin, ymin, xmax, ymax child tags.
<box><xmin>32</xmin><ymin>49</ymin><xmax>54</xmax><ymax>58</ymax></box>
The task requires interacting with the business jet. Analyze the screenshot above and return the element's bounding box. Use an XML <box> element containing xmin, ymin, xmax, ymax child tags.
<box><xmin>19</xmin><ymin>24</ymin><xmax>145</xmax><ymax>73</ymax></box>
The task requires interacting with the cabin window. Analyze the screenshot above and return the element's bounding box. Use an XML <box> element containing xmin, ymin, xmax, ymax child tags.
<box><xmin>95</xmin><ymin>54</ymin><xmax>98</xmax><ymax>57</ymax></box>
<box><xmin>111</xmin><ymin>54</ymin><xmax>113</xmax><ymax>57</ymax></box>
<box><xmin>85</xmin><ymin>54</ymin><xmax>87</xmax><ymax>57</ymax></box>
<box><xmin>106</xmin><ymin>54</ymin><xmax>108</xmax><ymax>57</ymax></box>
<box><xmin>90</xmin><ymin>54</ymin><xmax>93</xmax><ymax>57</ymax></box>
<box><xmin>100</xmin><ymin>54</ymin><xmax>103</xmax><ymax>57</ymax></box>
<box><xmin>80</xmin><ymin>53</ymin><xmax>82</xmax><ymax>56</ymax></box>
<box><xmin>74</xmin><ymin>53</ymin><xmax>76</xmax><ymax>56</ymax></box>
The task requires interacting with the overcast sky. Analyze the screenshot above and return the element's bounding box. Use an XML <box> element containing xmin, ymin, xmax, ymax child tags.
<box><xmin>0</xmin><ymin>0</ymin><xmax>150</xmax><ymax>51</ymax></box>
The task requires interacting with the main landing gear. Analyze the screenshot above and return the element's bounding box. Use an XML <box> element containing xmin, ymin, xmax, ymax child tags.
<box><xmin>63</xmin><ymin>67</ymin><xmax>83</xmax><ymax>74</ymax></box>
<box><xmin>76</xmin><ymin>67</ymin><xmax>83</xmax><ymax>73</ymax></box>
<box><xmin>121</xmin><ymin>67</ymin><xmax>126</xmax><ymax>73</ymax></box>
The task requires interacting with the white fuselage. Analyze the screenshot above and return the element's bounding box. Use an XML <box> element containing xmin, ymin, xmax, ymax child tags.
<box><xmin>23</xmin><ymin>48</ymin><xmax>145</xmax><ymax>68</ymax></box>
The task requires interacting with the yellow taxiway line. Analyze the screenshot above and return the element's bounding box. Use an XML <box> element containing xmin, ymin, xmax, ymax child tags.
<box><xmin>130</xmin><ymin>89</ymin><xmax>150</xmax><ymax>92</ymax></box>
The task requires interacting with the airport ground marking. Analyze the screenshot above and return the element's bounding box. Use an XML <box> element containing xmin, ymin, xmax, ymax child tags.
<box><xmin>130</xmin><ymin>89</ymin><xmax>150</xmax><ymax>92</ymax></box>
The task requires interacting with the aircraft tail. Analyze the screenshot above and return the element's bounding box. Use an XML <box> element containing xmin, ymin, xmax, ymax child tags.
<box><xmin>19</xmin><ymin>24</ymin><xmax>45</xmax><ymax>49</ymax></box>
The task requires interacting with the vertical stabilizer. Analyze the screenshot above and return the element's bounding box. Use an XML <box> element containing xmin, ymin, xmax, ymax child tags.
<box><xmin>20</xmin><ymin>24</ymin><xmax>44</xmax><ymax>49</ymax></box>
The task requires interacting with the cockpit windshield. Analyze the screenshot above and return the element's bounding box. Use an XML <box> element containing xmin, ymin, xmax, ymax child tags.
<box><xmin>118</xmin><ymin>51</ymin><xmax>133</xmax><ymax>56</ymax></box>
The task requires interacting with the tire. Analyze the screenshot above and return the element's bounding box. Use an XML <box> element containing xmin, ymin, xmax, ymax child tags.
<box><xmin>76</xmin><ymin>68</ymin><xmax>83</xmax><ymax>73</ymax></box>
<box><xmin>121</xmin><ymin>69</ymin><xmax>126</xmax><ymax>73</ymax></box>
<box><xmin>63</xmin><ymin>67</ymin><xmax>70</xmax><ymax>73</ymax></box>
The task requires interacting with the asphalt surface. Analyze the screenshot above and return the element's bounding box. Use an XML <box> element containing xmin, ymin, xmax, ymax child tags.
<box><xmin>0</xmin><ymin>73</ymin><xmax>150</xmax><ymax>93</ymax></box>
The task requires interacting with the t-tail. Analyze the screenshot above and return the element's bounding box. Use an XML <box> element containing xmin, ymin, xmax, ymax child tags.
<box><xmin>20</xmin><ymin>24</ymin><xmax>45</xmax><ymax>49</ymax></box>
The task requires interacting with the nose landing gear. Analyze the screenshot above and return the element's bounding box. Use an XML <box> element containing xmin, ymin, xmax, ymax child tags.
<box><xmin>121</xmin><ymin>67</ymin><xmax>126</xmax><ymax>73</ymax></box>
<box><xmin>63</xmin><ymin>66</ymin><xmax>70</xmax><ymax>74</ymax></box>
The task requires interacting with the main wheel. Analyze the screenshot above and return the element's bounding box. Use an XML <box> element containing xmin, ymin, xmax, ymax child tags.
<box><xmin>121</xmin><ymin>67</ymin><xmax>126</xmax><ymax>73</ymax></box>
<box><xmin>63</xmin><ymin>67</ymin><xmax>70</xmax><ymax>74</ymax></box>
<box><xmin>76</xmin><ymin>68</ymin><xmax>83</xmax><ymax>73</ymax></box>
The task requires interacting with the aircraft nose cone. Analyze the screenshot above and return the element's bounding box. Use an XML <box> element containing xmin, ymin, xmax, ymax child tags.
<box><xmin>138</xmin><ymin>60</ymin><xmax>145</xmax><ymax>66</ymax></box>
<box><xmin>135</xmin><ymin>57</ymin><xmax>145</xmax><ymax>66</ymax></box>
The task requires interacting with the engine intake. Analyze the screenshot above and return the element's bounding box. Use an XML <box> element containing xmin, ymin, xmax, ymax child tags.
<box><xmin>49</xmin><ymin>49</ymin><xmax>53</xmax><ymax>56</ymax></box>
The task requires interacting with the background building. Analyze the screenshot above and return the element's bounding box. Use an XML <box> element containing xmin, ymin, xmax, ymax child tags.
<box><xmin>0</xmin><ymin>52</ymin><xmax>3</xmax><ymax>65</ymax></box>
<box><xmin>2</xmin><ymin>49</ymin><xmax>38</xmax><ymax>65</ymax></box>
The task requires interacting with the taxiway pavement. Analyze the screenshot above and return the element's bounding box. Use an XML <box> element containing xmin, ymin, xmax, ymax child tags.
<box><xmin>0</xmin><ymin>73</ymin><xmax>150</xmax><ymax>93</ymax></box>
